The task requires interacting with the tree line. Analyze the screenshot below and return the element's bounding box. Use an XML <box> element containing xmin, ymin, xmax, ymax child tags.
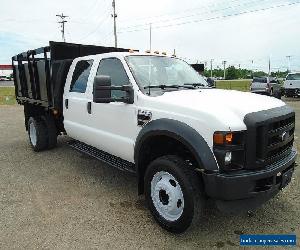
<box><xmin>203</xmin><ymin>66</ymin><xmax>289</xmax><ymax>80</ymax></box>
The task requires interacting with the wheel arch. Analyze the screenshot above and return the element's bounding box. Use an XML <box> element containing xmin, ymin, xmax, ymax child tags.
<box><xmin>134</xmin><ymin>118</ymin><xmax>218</xmax><ymax>194</ymax></box>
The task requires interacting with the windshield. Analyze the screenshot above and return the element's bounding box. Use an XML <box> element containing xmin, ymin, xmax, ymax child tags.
<box><xmin>287</xmin><ymin>73</ymin><xmax>300</xmax><ymax>80</ymax></box>
<box><xmin>126</xmin><ymin>55</ymin><xmax>208</xmax><ymax>91</ymax></box>
<box><xmin>253</xmin><ymin>77</ymin><xmax>267</xmax><ymax>83</ymax></box>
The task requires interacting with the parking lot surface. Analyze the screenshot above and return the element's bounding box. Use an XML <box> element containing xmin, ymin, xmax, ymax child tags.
<box><xmin>0</xmin><ymin>99</ymin><xmax>299</xmax><ymax>249</ymax></box>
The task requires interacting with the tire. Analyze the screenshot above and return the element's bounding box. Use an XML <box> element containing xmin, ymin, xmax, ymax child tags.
<box><xmin>28</xmin><ymin>117</ymin><xmax>48</xmax><ymax>152</ymax></box>
<box><xmin>276</xmin><ymin>91</ymin><xmax>282</xmax><ymax>99</ymax></box>
<box><xmin>144</xmin><ymin>155</ymin><xmax>204</xmax><ymax>233</ymax></box>
<box><xmin>41</xmin><ymin>115</ymin><xmax>57</xmax><ymax>149</ymax></box>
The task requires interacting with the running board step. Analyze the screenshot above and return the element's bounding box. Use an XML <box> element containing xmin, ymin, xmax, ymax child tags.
<box><xmin>68</xmin><ymin>140</ymin><xmax>136</xmax><ymax>174</ymax></box>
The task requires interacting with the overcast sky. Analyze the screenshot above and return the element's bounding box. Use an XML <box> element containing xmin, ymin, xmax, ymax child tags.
<box><xmin>0</xmin><ymin>0</ymin><xmax>299</xmax><ymax>72</ymax></box>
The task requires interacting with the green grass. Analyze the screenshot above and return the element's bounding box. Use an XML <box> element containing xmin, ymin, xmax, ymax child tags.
<box><xmin>216</xmin><ymin>80</ymin><xmax>251</xmax><ymax>92</ymax></box>
<box><xmin>0</xmin><ymin>87</ymin><xmax>16</xmax><ymax>105</ymax></box>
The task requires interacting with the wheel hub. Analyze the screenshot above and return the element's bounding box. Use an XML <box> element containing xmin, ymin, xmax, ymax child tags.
<box><xmin>29</xmin><ymin>122</ymin><xmax>37</xmax><ymax>146</ymax></box>
<box><xmin>151</xmin><ymin>171</ymin><xmax>184</xmax><ymax>221</ymax></box>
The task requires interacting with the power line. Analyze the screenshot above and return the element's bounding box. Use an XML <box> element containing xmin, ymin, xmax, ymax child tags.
<box><xmin>119</xmin><ymin>0</ymin><xmax>272</xmax><ymax>31</ymax></box>
<box><xmin>118</xmin><ymin>0</ymin><xmax>244</xmax><ymax>25</ymax></box>
<box><xmin>118</xmin><ymin>1</ymin><xmax>300</xmax><ymax>34</ymax></box>
<box><xmin>56</xmin><ymin>13</ymin><xmax>68</xmax><ymax>42</ymax></box>
<box><xmin>76</xmin><ymin>13</ymin><xmax>111</xmax><ymax>42</ymax></box>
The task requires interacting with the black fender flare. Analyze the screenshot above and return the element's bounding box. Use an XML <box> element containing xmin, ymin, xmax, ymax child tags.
<box><xmin>134</xmin><ymin>118</ymin><xmax>218</xmax><ymax>194</ymax></box>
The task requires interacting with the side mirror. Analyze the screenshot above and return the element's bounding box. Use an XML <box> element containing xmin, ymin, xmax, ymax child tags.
<box><xmin>93</xmin><ymin>75</ymin><xmax>112</xmax><ymax>103</ymax></box>
<box><xmin>93</xmin><ymin>75</ymin><xmax>134</xmax><ymax>104</ymax></box>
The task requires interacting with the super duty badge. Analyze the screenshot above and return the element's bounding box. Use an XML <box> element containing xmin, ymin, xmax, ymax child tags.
<box><xmin>137</xmin><ymin>110</ymin><xmax>152</xmax><ymax>126</ymax></box>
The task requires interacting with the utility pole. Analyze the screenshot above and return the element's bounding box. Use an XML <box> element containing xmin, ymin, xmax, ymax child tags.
<box><xmin>222</xmin><ymin>60</ymin><xmax>227</xmax><ymax>79</ymax></box>
<box><xmin>112</xmin><ymin>0</ymin><xmax>118</xmax><ymax>47</ymax></box>
<box><xmin>56</xmin><ymin>13</ymin><xmax>68</xmax><ymax>42</ymax></box>
<box><xmin>149</xmin><ymin>23</ymin><xmax>152</xmax><ymax>52</ymax></box>
<box><xmin>172</xmin><ymin>49</ymin><xmax>176</xmax><ymax>57</ymax></box>
<box><xmin>210</xmin><ymin>59</ymin><xmax>214</xmax><ymax>78</ymax></box>
<box><xmin>286</xmin><ymin>55</ymin><xmax>292</xmax><ymax>73</ymax></box>
<box><xmin>268</xmin><ymin>57</ymin><xmax>271</xmax><ymax>76</ymax></box>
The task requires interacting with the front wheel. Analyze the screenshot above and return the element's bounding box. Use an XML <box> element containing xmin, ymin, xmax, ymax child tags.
<box><xmin>144</xmin><ymin>155</ymin><xmax>204</xmax><ymax>233</ymax></box>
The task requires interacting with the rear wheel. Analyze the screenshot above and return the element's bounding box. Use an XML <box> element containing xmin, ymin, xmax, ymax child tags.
<box><xmin>144</xmin><ymin>155</ymin><xmax>204</xmax><ymax>233</ymax></box>
<box><xmin>28</xmin><ymin>117</ymin><xmax>48</xmax><ymax>152</ymax></box>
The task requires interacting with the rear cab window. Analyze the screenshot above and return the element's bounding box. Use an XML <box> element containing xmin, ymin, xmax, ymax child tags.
<box><xmin>70</xmin><ymin>60</ymin><xmax>94</xmax><ymax>93</ymax></box>
<box><xmin>253</xmin><ymin>77</ymin><xmax>267</xmax><ymax>83</ymax></box>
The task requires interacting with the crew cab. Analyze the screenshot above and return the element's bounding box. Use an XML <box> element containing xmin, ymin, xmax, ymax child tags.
<box><xmin>12</xmin><ymin>42</ymin><xmax>297</xmax><ymax>233</ymax></box>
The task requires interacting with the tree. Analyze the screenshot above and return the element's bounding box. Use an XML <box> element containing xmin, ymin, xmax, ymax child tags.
<box><xmin>226</xmin><ymin>66</ymin><xmax>238</xmax><ymax>80</ymax></box>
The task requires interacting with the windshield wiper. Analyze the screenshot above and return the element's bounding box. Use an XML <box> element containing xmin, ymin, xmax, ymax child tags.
<box><xmin>144</xmin><ymin>84</ymin><xmax>180</xmax><ymax>90</ymax></box>
<box><xmin>184</xmin><ymin>83</ymin><xmax>205</xmax><ymax>87</ymax></box>
<box><xmin>144</xmin><ymin>84</ymin><xmax>196</xmax><ymax>90</ymax></box>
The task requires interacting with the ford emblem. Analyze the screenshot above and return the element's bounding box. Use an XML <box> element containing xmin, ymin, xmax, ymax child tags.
<box><xmin>281</xmin><ymin>131</ymin><xmax>289</xmax><ymax>142</ymax></box>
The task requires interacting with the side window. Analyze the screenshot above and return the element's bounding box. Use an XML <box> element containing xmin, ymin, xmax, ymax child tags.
<box><xmin>97</xmin><ymin>58</ymin><xmax>130</xmax><ymax>98</ymax></box>
<box><xmin>70</xmin><ymin>60</ymin><xmax>93</xmax><ymax>93</ymax></box>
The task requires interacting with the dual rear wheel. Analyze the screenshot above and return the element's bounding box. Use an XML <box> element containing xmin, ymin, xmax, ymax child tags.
<box><xmin>28</xmin><ymin>116</ymin><xmax>57</xmax><ymax>151</ymax></box>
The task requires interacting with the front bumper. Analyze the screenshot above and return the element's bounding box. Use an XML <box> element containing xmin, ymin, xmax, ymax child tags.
<box><xmin>202</xmin><ymin>148</ymin><xmax>297</xmax><ymax>213</ymax></box>
<box><xmin>285</xmin><ymin>88</ymin><xmax>300</xmax><ymax>96</ymax></box>
<box><xmin>251</xmin><ymin>90</ymin><xmax>270</xmax><ymax>95</ymax></box>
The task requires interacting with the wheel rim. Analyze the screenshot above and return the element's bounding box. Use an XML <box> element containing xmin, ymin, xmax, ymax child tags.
<box><xmin>151</xmin><ymin>171</ymin><xmax>184</xmax><ymax>221</ymax></box>
<box><xmin>29</xmin><ymin>122</ymin><xmax>37</xmax><ymax>146</ymax></box>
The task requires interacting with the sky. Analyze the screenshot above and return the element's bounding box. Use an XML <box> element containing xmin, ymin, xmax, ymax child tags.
<box><xmin>0</xmin><ymin>0</ymin><xmax>299</xmax><ymax>72</ymax></box>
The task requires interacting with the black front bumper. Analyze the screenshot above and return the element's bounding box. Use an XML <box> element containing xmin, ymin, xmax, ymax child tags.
<box><xmin>202</xmin><ymin>148</ymin><xmax>297</xmax><ymax>213</ymax></box>
<box><xmin>285</xmin><ymin>88</ymin><xmax>300</xmax><ymax>96</ymax></box>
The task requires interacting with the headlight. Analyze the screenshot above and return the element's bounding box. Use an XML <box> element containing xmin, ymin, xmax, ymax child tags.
<box><xmin>213</xmin><ymin>131</ymin><xmax>245</xmax><ymax>172</ymax></box>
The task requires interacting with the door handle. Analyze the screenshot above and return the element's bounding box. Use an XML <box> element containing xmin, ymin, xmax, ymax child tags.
<box><xmin>87</xmin><ymin>102</ymin><xmax>92</xmax><ymax>114</ymax></box>
<box><xmin>65</xmin><ymin>99</ymin><xmax>68</xmax><ymax>109</ymax></box>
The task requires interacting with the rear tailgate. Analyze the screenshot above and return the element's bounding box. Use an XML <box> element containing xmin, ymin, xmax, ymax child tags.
<box><xmin>251</xmin><ymin>80</ymin><xmax>267</xmax><ymax>92</ymax></box>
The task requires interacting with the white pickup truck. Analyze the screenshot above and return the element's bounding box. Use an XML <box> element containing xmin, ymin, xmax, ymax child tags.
<box><xmin>12</xmin><ymin>42</ymin><xmax>297</xmax><ymax>233</ymax></box>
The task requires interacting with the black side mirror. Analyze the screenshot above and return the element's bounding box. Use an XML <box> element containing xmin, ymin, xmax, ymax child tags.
<box><xmin>93</xmin><ymin>75</ymin><xmax>134</xmax><ymax>104</ymax></box>
<box><xmin>93</xmin><ymin>75</ymin><xmax>112</xmax><ymax>103</ymax></box>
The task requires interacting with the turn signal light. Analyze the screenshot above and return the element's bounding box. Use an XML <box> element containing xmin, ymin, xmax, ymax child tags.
<box><xmin>213</xmin><ymin>132</ymin><xmax>233</xmax><ymax>145</ymax></box>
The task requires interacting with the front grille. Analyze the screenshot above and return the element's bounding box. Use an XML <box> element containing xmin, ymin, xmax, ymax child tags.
<box><xmin>262</xmin><ymin>116</ymin><xmax>294</xmax><ymax>164</ymax></box>
<box><xmin>244</xmin><ymin>105</ymin><xmax>295</xmax><ymax>169</ymax></box>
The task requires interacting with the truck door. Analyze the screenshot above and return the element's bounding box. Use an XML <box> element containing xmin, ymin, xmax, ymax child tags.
<box><xmin>63</xmin><ymin>59</ymin><xmax>95</xmax><ymax>141</ymax></box>
<box><xmin>86</xmin><ymin>57</ymin><xmax>137</xmax><ymax>162</ymax></box>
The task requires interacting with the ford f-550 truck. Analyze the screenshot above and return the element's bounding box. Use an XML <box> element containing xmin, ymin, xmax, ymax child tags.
<box><xmin>12</xmin><ymin>42</ymin><xmax>297</xmax><ymax>233</ymax></box>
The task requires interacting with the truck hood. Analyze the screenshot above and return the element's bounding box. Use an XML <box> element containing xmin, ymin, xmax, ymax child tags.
<box><xmin>152</xmin><ymin>88</ymin><xmax>285</xmax><ymax>130</ymax></box>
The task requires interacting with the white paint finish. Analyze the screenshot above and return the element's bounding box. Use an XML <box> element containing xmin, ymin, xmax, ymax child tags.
<box><xmin>137</xmin><ymin>88</ymin><xmax>284</xmax><ymax>147</ymax></box>
<box><xmin>62</xmin><ymin>52</ymin><xmax>287</xmax><ymax>164</ymax></box>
